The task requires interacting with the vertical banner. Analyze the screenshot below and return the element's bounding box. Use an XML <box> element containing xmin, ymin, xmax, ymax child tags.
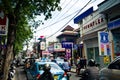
<box><xmin>98</xmin><ymin>31</ymin><xmax>110</xmax><ymax>55</ymax></box>
<box><xmin>0</xmin><ymin>11</ymin><xmax>8</xmax><ymax>35</ymax></box>
<box><xmin>65</xmin><ymin>49</ymin><xmax>71</xmax><ymax>60</ymax></box>
<box><xmin>40</xmin><ymin>41</ymin><xmax>46</xmax><ymax>50</ymax></box>
<box><xmin>62</xmin><ymin>42</ymin><xmax>73</xmax><ymax>60</ymax></box>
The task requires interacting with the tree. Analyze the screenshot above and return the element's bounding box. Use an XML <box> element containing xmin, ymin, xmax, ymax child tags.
<box><xmin>0</xmin><ymin>0</ymin><xmax>61</xmax><ymax>80</ymax></box>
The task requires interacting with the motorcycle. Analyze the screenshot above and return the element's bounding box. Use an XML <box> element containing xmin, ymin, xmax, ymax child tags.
<box><xmin>64</xmin><ymin>70</ymin><xmax>71</xmax><ymax>80</ymax></box>
<box><xmin>79</xmin><ymin>69</ymin><xmax>88</xmax><ymax>80</ymax></box>
<box><xmin>7</xmin><ymin>62</ymin><xmax>16</xmax><ymax>80</ymax></box>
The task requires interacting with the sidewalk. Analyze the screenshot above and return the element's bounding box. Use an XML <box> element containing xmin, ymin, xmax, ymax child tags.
<box><xmin>71</xmin><ymin>65</ymin><xmax>76</xmax><ymax>73</ymax></box>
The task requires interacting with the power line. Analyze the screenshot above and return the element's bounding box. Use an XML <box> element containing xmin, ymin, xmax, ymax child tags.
<box><xmin>37</xmin><ymin>9</ymin><xmax>79</xmax><ymax>31</ymax></box>
<box><xmin>36</xmin><ymin>0</ymin><xmax>96</xmax><ymax>31</ymax></box>
<box><xmin>46</xmin><ymin>0</ymin><xmax>72</xmax><ymax>25</ymax></box>
<box><xmin>46</xmin><ymin>0</ymin><xmax>93</xmax><ymax>39</ymax></box>
<box><xmin>56</xmin><ymin>0</ymin><xmax>79</xmax><ymax>20</ymax></box>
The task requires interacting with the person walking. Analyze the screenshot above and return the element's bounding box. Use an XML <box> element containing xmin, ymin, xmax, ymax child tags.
<box><xmin>76</xmin><ymin>57</ymin><xmax>81</xmax><ymax>76</ymax></box>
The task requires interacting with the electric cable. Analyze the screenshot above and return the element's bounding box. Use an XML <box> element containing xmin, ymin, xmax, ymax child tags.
<box><xmin>36</xmin><ymin>0</ymin><xmax>97</xmax><ymax>31</ymax></box>
<box><xmin>56</xmin><ymin>0</ymin><xmax>79</xmax><ymax>20</ymax></box>
<box><xmin>45</xmin><ymin>0</ymin><xmax>72</xmax><ymax>25</ymax></box>
<box><xmin>37</xmin><ymin>9</ymin><xmax>79</xmax><ymax>31</ymax></box>
<box><xmin>46</xmin><ymin>0</ymin><xmax>93</xmax><ymax>39</ymax></box>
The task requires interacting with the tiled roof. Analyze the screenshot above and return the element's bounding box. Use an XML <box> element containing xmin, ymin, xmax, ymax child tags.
<box><xmin>57</xmin><ymin>31</ymin><xmax>78</xmax><ymax>38</ymax></box>
<box><xmin>61</xmin><ymin>25</ymin><xmax>74</xmax><ymax>32</ymax></box>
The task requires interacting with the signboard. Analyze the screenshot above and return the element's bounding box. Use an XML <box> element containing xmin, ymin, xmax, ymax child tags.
<box><xmin>40</xmin><ymin>41</ymin><xmax>46</xmax><ymax>50</ymax></box>
<box><xmin>54</xmin><ymin>43</ymin><xmax>62</xmax><ymax>49</ymax></box>
<box><xmin>62</xmin><ymin>42</ymin><xmax>73</xmax><ymax>60</ymax></box>
<box><xmin>0</xmin><ymin>11</ymin><xmax>8</xmax><ymax>35</ymax></box>
<box><xmin>42</xmin><ymin>51</ymin><xmax>50</xmax><ymax>55</ymax></box>
<box><xmin>98</xmin><ymin>31</ymin><xmax>110</xmax><ymax>55</ymax></box>
<box><xmin>48</xmin><ymin>46</ymin><xmax>54</xmax><ymax>52</ymax></box>
<box><xmin>103</xmin><ymin>56</ymin><xmax>110</xmax><ymax>64</ymax></box>
<box><xmin>65</xmin><ymin>49</ymin><xmax>71</xmax><ymax>60</ymax></box>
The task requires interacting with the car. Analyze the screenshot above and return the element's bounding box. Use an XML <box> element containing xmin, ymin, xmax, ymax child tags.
<box><xmin>55</xmin><ymin>58</ymin><xmax>65</xmax><ymax>69</ymax></box>
<box><xmin>24</xmin><ymin>57</ymin><xmax>35</xmax><ymax>71</ymax></box>
<box><xmin>27</xmin><ymin>61</ymin><xmax>67</xmax><ymax>80</ymax></box>
<box><xmin>99</xmin><ymin>56</ymin><xmax>120</xmax><ymax>80</ymax></box>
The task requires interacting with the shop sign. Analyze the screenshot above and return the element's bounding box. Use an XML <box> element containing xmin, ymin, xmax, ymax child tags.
<box><xmin>103</xmin><ymin>56</ymin><xmax>110</xmax><ymax>64</ymax></box>
<box><xmin>65</xmin><ymin>49</ymin><xmax>71</xmax><ymax>60</ymax></box>
<box><xmin>48</xmin><ymin>46</ymin><xmax>54</xmax><ymax>52</ymax></box>
<box><xmin>42</xmin><ymin>51</ymin><xmax>50</xmax><ymax>55</ymax></box>
<box><xmin>83</xmin><ymin>15</ymin><xmax>105</xmax><ymax>35</ymax></box>
<box><xmin>98</xmin><ymin>31</ymin><xmax>110</xmax><ymax>55</ymax></box>
<box><xmin>40</xmin><ymin>41</ymin><xmax>46</xmax><ymax>50</ymax></box>
<box><xmin>0</xmin><ymin>11</ymin><xmax>8</xmax><ymax>35</ymax></box>
<box><xmin>54</xmin><ymin>43</ymin><xmax>62</xmax><ymax>49</ymax></box>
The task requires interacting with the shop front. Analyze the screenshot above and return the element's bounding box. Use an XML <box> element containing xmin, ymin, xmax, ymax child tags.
<box><xmin>84</xmin><ymin>36</ymin><xmax>100</xmax><ymax>64</ymax></box>
<box><xmin>108</xmin><ymin>19</ymin><xmax>120</xmax><ymax>57</ymax></box>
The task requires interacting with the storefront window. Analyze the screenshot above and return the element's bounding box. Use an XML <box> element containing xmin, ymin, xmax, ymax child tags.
<box><xmin>87</xmin><ymin>47</ymin><xmax>100</xmax><ymax>63</ymax></box>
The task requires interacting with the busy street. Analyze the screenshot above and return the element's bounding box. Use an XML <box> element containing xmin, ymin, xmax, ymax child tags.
<box><xmin>13</xmin><ymin>66</ymin><xmax>80</xmax><ymax>80</ymax></box>
<box><xmin>0</xmin><ymin>0</ymin><xmax>120</xmax><ymax>80</ymax></box>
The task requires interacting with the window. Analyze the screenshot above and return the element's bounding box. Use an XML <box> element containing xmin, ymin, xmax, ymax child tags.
<box><xmin>38</xmin><ymin>64</ymin><xmax>45</xmax><ymax>70</ymax></box>
<box><xmin>108</xmin><ymin>60</ymin><xmax>120</xmax><ymax>70</ymax></box>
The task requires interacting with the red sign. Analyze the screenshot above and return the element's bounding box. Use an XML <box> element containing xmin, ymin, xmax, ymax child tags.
<box><xmin>0</xmin><ymin>11</ymin><xmax>8</xmax><ymax>35</ymax></box>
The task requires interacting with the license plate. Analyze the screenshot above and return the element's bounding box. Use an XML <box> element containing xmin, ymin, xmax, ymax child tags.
<box><xmin>54</xmin><ymin>75</ymin><xmax>58</xmax><ymax>80</ymax></box>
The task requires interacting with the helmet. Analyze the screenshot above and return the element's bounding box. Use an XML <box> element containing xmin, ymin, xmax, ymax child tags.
<box><xmin>43</xmin><ymin>64</ymin><xmax>51</xmax><ymax>71</ymax></box>
<box><xmin>88</xmin><ymin>59</ymin><xmax>96</xmax><ymax>66</ymax></box>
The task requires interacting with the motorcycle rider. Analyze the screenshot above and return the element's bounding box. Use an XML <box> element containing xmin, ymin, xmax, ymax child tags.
<box><xmin>38</xmin><ymin>63</ymin><xmax>54</xmax><ymax>80</ymax></box>
<box><xmin>62</xmin><ymin>58</ymin><xmax>71</xmax><ymax>80</ymax></box>
<box><xmin>81</xmin><ymin>59</ymin><xmax>99</xmax><ymax>80</ymax></box>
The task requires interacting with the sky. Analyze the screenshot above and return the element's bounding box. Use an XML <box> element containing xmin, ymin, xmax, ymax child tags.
<box><xmin>26</xmin><ymin>0</ymin><xmax>105</xmax><ymax>50</ymax></box>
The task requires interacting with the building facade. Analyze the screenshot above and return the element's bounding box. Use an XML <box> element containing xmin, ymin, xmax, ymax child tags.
<box><xmin>74</xmin><ymin>7</ymin><xmax>107</xmax><ymax>66</ymax></box>
<box><xmin>98</xmin><ymin>0</ymin><xmax>120</xmax><ymax>61</ymax></box>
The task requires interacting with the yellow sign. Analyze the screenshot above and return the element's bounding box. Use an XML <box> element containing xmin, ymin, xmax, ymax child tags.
<box><xmin>104</xmin><ymin>56</ymin><xmax>110</xmax><ymax>64</ymax></box>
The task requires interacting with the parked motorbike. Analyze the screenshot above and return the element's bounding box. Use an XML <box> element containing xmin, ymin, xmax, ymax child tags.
<box><xmin>7</xmin><ymin>62</ymin><xmax>16</xmax><ymax>80</ymax></box>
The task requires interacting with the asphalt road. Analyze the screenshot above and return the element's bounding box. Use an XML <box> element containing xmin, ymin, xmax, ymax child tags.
<box><xmin>13</xmin><ymin>66</ymin><xmax>81</xmax><ymax>80</ymax></box>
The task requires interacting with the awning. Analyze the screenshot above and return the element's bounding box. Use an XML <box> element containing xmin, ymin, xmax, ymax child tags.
<box><xmin>74</xmin><ymin>7</ymin><xmax>93</xmax><ymax>24</ymax></box>
<box><xmin>108</xmin><ymin>19</ymin><xmax>120</xmax><ymax>30</ymax></box>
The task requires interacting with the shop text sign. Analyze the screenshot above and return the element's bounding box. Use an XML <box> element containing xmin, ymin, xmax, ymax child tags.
<box><xmin>98</xmin><ymin>31</ymin><xmax>110</xmax><ymax>55</ymax></box>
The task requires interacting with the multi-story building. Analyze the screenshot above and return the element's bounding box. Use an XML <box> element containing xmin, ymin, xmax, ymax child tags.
<box><xmin>74</xmin><ymin>7</ymin><xmax>107</xmax><ymax>67</ymax></box>
<box><xmin>56</xmin><ymin>25</ymin><xmax>78</xmax><ymax>65</ymax></box>
<box><xmin>98</xmin><ymin>0</ymin><xmax>120</xmax><ymax>61</ymax></box>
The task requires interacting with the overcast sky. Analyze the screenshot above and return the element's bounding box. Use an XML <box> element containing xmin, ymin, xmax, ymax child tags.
<box><xmin>26</xmin><ymin>0</ymin><xmax>105</xmax><ymax>50</ymax></box>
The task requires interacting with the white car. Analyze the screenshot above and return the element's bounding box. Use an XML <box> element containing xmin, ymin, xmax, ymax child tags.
<box><xmin>99</xmin><ymin>56</ymin><xmax>120</xmax><ymax>80</ymax></box>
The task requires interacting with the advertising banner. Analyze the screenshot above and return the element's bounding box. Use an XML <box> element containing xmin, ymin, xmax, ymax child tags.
<box><xmin>0</xmin><ymin>11</ymin><xmax>8</xmax><ymax>35</ymax></box>
<box><xmin>98</xmin><ymin>31</ymin><xmax>110</xmax><ymax>55</ymax></box>
<box><xmin>62</xmin><ymin>42</ymin><xmax>73</xmax><ymax>60</ymax></box>
<box><xmin>40</xmin><ymin>41</ymin><xmax>46</xmax><ymax>50</ymax></box>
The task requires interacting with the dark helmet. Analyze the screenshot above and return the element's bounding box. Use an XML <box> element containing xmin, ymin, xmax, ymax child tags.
<box><xmin>43</xmin><ymin>64</ymin><xmax>51</xmax><ymax>71</ymax></box>
<box><xmin>88</xmin><ymin>59</ymin><xmax>96</xmax><ymax>66</ymax></box>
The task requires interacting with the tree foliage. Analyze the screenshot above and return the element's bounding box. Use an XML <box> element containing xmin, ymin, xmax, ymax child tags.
<box><xmin>0</xmin><ymin>0</ymin><xmax>61</xmax><ymax>80</ymax></box>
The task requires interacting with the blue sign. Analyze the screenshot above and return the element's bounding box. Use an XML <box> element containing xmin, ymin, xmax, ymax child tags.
<box><xmin>100</xmin><ymin>32</ymin><xmax>109</xmax><ymax>43</ymax></box>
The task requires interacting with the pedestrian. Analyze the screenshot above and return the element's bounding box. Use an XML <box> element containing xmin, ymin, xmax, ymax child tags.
<box><xmin>82</xmin><ymin>56</ymin><xmax>87</xmax><ymax>68</ymax></box>
<box><xmin>62</xmin><ymin>58</ymin><xmax>70</xmax><ymax>71</ymax></box>
<box><xmin>81</xmin><ymin>59</ymin><xmax>99</xmax><ymax>80</ymax></box>
<box><xmin>62</xmin><ymin>58</ymin><xmax>71</xmax><ymax>80</ymax></box>
<box><xmin>76</xmin><ymin>57</ymin><xmax>81</xmax><ymax>76</ymax></box>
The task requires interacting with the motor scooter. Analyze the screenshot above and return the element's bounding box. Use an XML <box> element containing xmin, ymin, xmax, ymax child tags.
<box><xmin>7</xmin><ymin>63</ymin><xmax>16</xmax><ymax>80</ymax></box>
<box><xmin>64</xmin><ymin>70</ymin><xmax>71</xmax><ymax>80</ymax></box>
